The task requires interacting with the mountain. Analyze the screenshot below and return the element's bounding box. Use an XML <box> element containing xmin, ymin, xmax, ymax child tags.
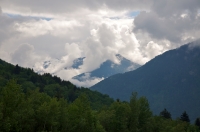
<box><xmin>71</xmin><ymin>57</ymin><xmax>85</xmax><ymax>69</ymax></box>
<box><xmin>91</xmin><ymin>41</ymin><xmax>200</xmax><ymax>122</ymax></box>
<box><xmin>73</xmin><ymin>54</ymin><xmax>141</xmax><ymax>82</ymax></box>
<box><xmin>34</xmin><ymin>57</ymin><xmax>85</xmax><ymax>76</ymax></box>
<box><xmin>33</xmin><ymin>54</ymin><xmax>140</xmax><ymax>87</ymax></box>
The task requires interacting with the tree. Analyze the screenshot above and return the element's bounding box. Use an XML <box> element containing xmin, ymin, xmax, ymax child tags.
<box><xmin>36</xmin><ymin>98</ymin><xmax>60</xmax><ymax>131</ymax></box>
<box><xmin>101</xmin><ymin>101</ymin><xmax>131</xmax><ymax>132</ymax></box>
<box><xmin>159</xmin><ymin>108</ymin><xmax>171</xmax><ymax>119</ymax></box>
<box><xmin>97</xmin><ymin>108</ymin><xmax>114</xmax><ymax>132</ymax></box>
<box><xmin>137</xmin><ymin>96</ymin><xmax>152</xmax><ymax>132</ymax></box>
<box><xmin>0</xmin><ymin>80</ymin><xmax>25</xmax><ymax>131</ymax></box>
<box><xmin>44</xmin><ymin>84</ymin><xmax>63</xmax><ymax>98</ymax></box>
<box><xmin>57</xmin><ymin>98</ymin><xmax>68</xmax><ymax>132</ymax></box>
<box><xmin>128</xmin><ymin>92</ymin><xmax>139</xmax><ymax>131</ymax></box>
<box><xmin>180</xmin><ymin>111</ymin><xmax>190</xmax><ymax>123</ymax></box>
<box><xmin>128</xmin><ymin>92</ymin><xmax>152</xmax><ymax>132</ymax></box>
<box><xmin>195</xmin><ymin>118</ymin><xmax>200</xmax><ymax>128</ymax></box>
<box><xmin>66</xmin><ymin>94</ymin><xmax>104</xmax><ymax>132</ymax></box>
<box><xmin>13</xmin><ymin>64</ymin><xmax>21</xmax><ymax>74</ymax></box>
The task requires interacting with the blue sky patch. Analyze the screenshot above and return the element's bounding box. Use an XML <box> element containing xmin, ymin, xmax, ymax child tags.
<box><xmin>4</xmin><ymin>13</ymin><xmax>52</xmax><ymax>21</ymax></box>
<box><xmin>127</xmin><ymin>11</ymin><xmax>140</xmax><ymax>18</ymax></box>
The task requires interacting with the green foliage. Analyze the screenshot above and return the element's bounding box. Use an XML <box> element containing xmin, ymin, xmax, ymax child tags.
<box><xmin>0</xmin><ymin>81</ymin><xmax>106</xmax><ymax>132</ymax></box>
<box><xmin>129</xmin><ymin>92</ymin><xmax>152</xmax><ymax>132</ymax></box>
<box><xmin>66</xmin><ymin>94</ymin><xmax>102</xmax><ymax>132</ymax></box>
<box><xmin>0</xmin><ymin>58</ymin><xmax>114</xmax><ymax>110</ymax></box>
<box><xmin>0</xmin><ymin>81</ymin><xmax>200</xmax><ymax>132</ymax></box>
<box><xmin>0</xmin><ymin>80</ymin><xmax>36</xmax><ymax>131</ymax></box>
<box><xmin>150</xmin><ymin>116</ymin><xmax>200</xmax><ymax>132</ymax></box>
<box><xmin>0</xmin><ymin>59</ymin><xmax>200</xmax><ymax>132</ymax></box>
<box><xmin>97</xmin><ymin>92</ymin><xmax>152</xmax><ymax>132</ymax></box>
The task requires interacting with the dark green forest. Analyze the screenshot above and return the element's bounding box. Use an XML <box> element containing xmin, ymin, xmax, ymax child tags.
<box><xmin>0</xmin><ymin>59</ymin><xmax>113</xmax><ymax>110</ymax></box>
<box><xmin>0</xmin><ymin>59</ymin><xmax>200</xmax><ymax>132</ymax></box>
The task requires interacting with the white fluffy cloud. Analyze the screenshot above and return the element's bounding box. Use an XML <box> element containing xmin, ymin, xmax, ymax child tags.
<box><xmin>0</xmin><ymin>1</ymin><xmax>199</xmax><ymax>87</ymax></box>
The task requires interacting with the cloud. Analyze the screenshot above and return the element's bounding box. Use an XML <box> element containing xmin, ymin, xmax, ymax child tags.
<box><xmin>1</xmin><ymin>0</ymin><xmax>151</xmax><ymax>17</ymax></box>
<box><xmin>145</xmin><ymin>41</ymin><xmax>164</xmax><ymax>59</ymax></box>
<box><xmin>188</xmin><ymin>39</ymin><xmax>200</xmax><ymax>48</ymax></box>
<box><xmin>70</xmin><ymin>77</ymin><xmax>104</xmax><ymax>88</ymax></box>
<box><xmin>11</xmin><ymin>43</ymin><xmax>44</xmax><ymax>67</ymax></box>
<box><xmin>133</xmin><ymin>0</ymin><xmax>200</xmax><ymax>45</ymax></box>
<box><xmin>79</xmin><ymin>24</ymin><xmax>119</xmax><ymax>72</ymax></box>
<box><xmin>32</xmin><ymin>18</ymin><xmax>146</xmax><ymax>85</ymax></box>
<box><xmin>0</xmin><ymin>0</ymin><xmax>200</xmax><ymax>87</ymax></box>
<box><xmin>151</xmin><ymin>0</ymin><xmax>200</xmax><ymax>17</ymax></box>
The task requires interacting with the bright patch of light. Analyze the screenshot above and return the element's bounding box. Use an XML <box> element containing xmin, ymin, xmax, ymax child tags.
<box><xmin>181</xmin><ymin>14</ymin><xmax>187</xmax><ymax>18</ymax></box>
<box><xmin>126</xmin><ymin>11</ymin><xmax>140</xmax><ymax>18</ymax></box>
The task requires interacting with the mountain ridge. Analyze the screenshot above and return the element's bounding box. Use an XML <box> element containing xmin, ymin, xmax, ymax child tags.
<box><xmin>73</xmin><ymin>54</ymin><xmax>140</xmax><ymax>83</ymax></box>
<box><xmin>91</xmin><ymin>40</ymin><xmax>200</xmax><ymax>122</ymax></box>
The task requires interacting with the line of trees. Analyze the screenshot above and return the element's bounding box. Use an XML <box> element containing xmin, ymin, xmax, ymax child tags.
<box><xmin>0</xmin><ymin>80</ymin><xmax>200</xmax><ymax>132</ymax></box>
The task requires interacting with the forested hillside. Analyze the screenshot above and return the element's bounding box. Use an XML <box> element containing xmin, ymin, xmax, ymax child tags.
<box><xmin>0</xmin><ymin>59</ymin><xmax>114</xmax><ymax>110</ymax></box>
<box><xmin>1</xmin><ymin>80</ymin><xmax>200</xmax><ymax>131</ymax></box>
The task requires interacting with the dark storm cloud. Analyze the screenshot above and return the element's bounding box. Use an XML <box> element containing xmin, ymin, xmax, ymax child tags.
<box><xmin>133</xmin><ymin>0</ymin><xmax>200</xmax><ymax>44</ymax></box>
<box><xmin>151</xmin><ymin>0</ymin><xmax>200</xmax><ymax>17</ymax></box>
<box><xmin>134</xmin><ymin>11</ymin><xmax>181</xmax><ymax>42</ymax></box>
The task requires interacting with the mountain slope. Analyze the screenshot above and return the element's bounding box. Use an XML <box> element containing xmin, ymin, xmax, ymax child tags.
<box><xmin>73</xmin><ymin>54</ymin><xmax>140</xmax><ymax>82</ymax></box>
<box><xmin>91</xmin><ymin>41</ymin><xmax>200</xmax><ymax>121</ymax></box>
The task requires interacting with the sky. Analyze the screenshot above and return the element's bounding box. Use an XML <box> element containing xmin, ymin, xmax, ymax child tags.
<box><xmin>0</xmin><ymin>0</ymin><xmax>200</xmax><ymax>87</ymax></box>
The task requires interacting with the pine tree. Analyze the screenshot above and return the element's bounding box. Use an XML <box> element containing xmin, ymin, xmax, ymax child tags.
<box><xmin>180</xmin><ymin>111</ymin><xmax>190</xmax><ymax>123</ymax></box>
<box><xmin>13</xmin><ymin>64</ymin><xmax>21</xmax><ymax>74</ymax></box>
<box><xmin>195</xmin><ymin>118</ymin><xmax>200</xmax><ymax>128</ymax></box>
<box><xmin>159</xmin><ymin>108</ymin><xmax>171</xmax><ymax>119</ymax></box>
